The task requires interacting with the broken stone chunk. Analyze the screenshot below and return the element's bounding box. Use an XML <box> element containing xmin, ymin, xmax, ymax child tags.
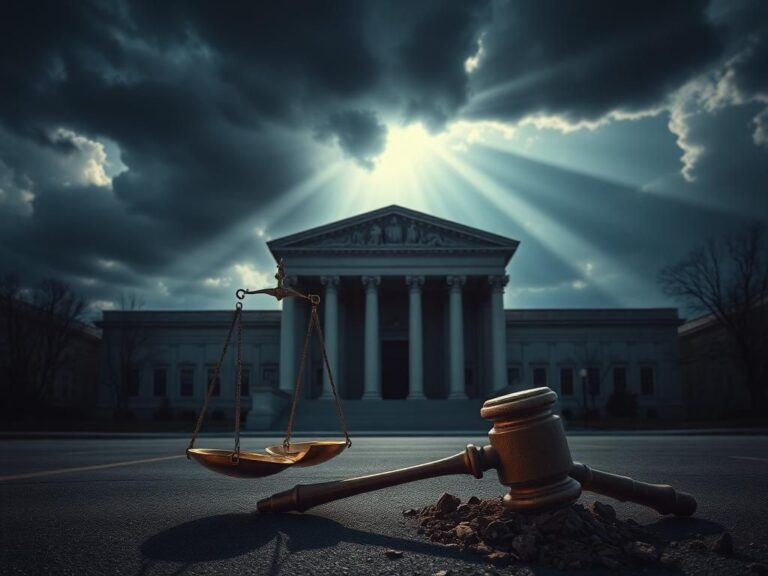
<box><xmin>511</xmin><ymin>533</ymin><xmax>538</xmax><ymax>562</ymax></box>
<box><xmin>712</xmin><ymin>531</ymin><xmax>733</xmax><ymax>555</ymax></box>
<box><xmin>485</xmin><ymin>551</ymin><xmax>511</xmax><ymax>565</ymax></box>
<box><xmin>453</xmin><ymin>523</ymin><xmax>474</xmax><ymax>540</ymax></box>
<box><xmin>482</xmin><ymin>520</ymin><xmax>509</xmax><ymax>543</ymax></box>
<box><xmin>384</xmin><ymin>549</ymin><xmax>403</xmax><ymax>559</ymax></box>
<box><xmin>436</xmin><ymin>492</ymin><xmax>461</xmax><ymax>514</ymax></box>
<box><xmin>626</xmin><ymin>541</ymin><xmax>658</xmax><ymax>563</ymax></box>
<box><xmin>402</xmin><ymin>508</ymin><xmax>417</xmax><ymax>516</ymax></box>
<box><xmin>455</xmin><ymin>504</ymin><xmax>473</xmax><ymax>519</ymax></box>
<box><xmin>592</xmin><ymin>501</ymin><xmax>617</xmax><ymax>523</ymax></box>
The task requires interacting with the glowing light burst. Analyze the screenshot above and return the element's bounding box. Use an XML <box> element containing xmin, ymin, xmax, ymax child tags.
<box><xmin>338</xmin><ymin>123</ymin><xmax>449</xmax><ymax>215</ymax></box>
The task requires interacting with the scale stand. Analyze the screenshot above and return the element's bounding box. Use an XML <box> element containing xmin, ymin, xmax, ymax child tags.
<box><xmin>186</xmin><ymin>259</ymin><xmax>351</xmax><ymax>478</ymax></box>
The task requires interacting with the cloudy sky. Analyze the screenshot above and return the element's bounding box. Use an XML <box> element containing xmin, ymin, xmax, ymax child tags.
<box><xmin>1</xmin><ymin>0</ymin><xmax>766</xmax><ymax>319</ymax></box>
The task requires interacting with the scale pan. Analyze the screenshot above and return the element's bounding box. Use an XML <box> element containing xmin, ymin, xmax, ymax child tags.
<box><xmin>265</xmin><ymin>440</ymin><xmax>348</xmax><ymax>467</ymax></box>
<box><xmin>187</xmin><ymin>448</ymin><xmax>294</xmax><ymax>479</ymax></box>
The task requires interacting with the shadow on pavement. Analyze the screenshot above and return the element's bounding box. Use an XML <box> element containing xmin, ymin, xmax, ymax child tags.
<box><xmin>139</xmin><ymin>511</ymin><xmax>480</xmax><ymax>573</ymax></box>
<box><xmin>646</xmin><ymin>516</ymin><xmax>724</xmax><ymax>540</ymax></box>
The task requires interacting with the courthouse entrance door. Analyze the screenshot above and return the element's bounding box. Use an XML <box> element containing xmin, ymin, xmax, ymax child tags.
<box><xmin>381</xmin><ymin>340</ymin><xmax>409</xmax><ymax>399</ymax></box>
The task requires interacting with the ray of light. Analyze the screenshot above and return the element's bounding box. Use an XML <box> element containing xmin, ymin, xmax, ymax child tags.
<box><xmin>161</xmin><ymin>162</ymin><xmax>346</xmax><ymax>307</ymax></box>
<box><xmin>332</xmin><ymin>124</ymin><xmax>445</xmax><ymax>218</ymax></box>
<box><xmin>430</xmin><ymin>146</ymin><xmax>645</xmax><ymax>307</ymax></box>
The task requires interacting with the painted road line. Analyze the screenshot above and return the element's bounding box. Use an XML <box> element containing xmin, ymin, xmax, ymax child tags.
<box><xmin>0</xmin><ymin>454</ymin><xmax>185</xmax><ymax>482</ymax></box>
<box><xmin>731</xmin><ymin>456</ymin><xmax>768</xmax><ymax>462</ymax></box>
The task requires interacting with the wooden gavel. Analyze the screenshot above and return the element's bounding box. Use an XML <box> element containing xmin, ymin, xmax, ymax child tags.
<box><xmin>257</xmin><ymin>387</ymin><xmax>696</xmax><ymax>517</ymax></box>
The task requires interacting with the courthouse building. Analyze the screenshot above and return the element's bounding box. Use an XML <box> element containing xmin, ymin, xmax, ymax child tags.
<box><xmin>97</xmin><ymin>205</ymin><xmax>683</xmax><ymax>430</ymax></box>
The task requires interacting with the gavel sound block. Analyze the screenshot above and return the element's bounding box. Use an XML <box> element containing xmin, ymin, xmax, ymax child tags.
<box><xmin>258</xmin><ymin>387</ymin><xmax>696</xmax><ymax>517</ymax></box>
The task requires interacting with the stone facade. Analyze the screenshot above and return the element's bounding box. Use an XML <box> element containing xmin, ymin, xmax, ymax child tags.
<box><xmin>96</xmin><ymin>205</ymin><xmax>684</xmax><ymax>428</ymax></box>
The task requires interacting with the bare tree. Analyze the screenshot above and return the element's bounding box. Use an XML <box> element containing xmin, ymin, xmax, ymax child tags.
<box><xmin>659</xmin><ymin>224</ymin><xmax>768</xmax><ymax>415</ymax></box>
<box><xmin>105</xmin><ymin>292</ymin><xmax>147</xmax><ymax>414</ymax></box>
<box><xmin>1</xmin><ymin>275</ymin><xmax>87</xmax><ymax>416</ymax></box>
<box><xmin>33</xmin><ymin>279</ymin><xmax>87</xmax><ymax>400</ymax></box>
<box><xmin>1</xmin><ymin>275</ymin><xmax>37</xmax><ymax>415</ymax></box>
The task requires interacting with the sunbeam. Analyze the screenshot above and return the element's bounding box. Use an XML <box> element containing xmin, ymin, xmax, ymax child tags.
<box><xmin>430</xmin><ymin>145</ymin><xmax>644</xmax><ymax>307</ymax></box>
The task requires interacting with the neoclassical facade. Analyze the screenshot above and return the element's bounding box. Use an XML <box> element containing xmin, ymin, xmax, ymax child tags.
<box><xmin>97</xmin><ymin>206</ymin><xmax>683</xmax><ymax>429</ymax></box>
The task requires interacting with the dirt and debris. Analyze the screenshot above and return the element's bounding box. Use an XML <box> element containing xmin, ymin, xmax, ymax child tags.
<box><xmin>407</xmin><ymin>492</ymin><xmax>736</xmax><ymax>572</ymax></box>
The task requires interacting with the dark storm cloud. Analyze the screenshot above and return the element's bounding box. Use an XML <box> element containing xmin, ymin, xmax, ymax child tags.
<box><xmin>393</xmin><ymin>1</ymin><xmax>491</xmax><ymax>129</ymax></box>
<box><xmin>1</xmin><ymin>0</ymin><xmax>766</xmax><ymax>312</ymax></box>
<box><xmin>714</xmin><ymin>0</ymin><xmax>768</xmax><ymax>95</ymax></box>
<box><xmin>315</xmin><ymin>110</ymin><xmax>387</xmax><ymax>169</ymax></box>
<box><xmin>465</xmin><ymin>0</ymin><xmax>722</xmax><ymax>122</ymax></box>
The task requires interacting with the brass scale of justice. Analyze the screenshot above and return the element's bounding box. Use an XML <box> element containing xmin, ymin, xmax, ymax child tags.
<box><xmin>188</xmin><ymin>261</ymin><xmax>697</xmax><ymax>518</ymax></box>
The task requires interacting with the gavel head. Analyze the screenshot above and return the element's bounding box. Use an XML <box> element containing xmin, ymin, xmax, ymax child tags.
<box><xmin>481</xmin><ymin>387</ymin><xmax>581</xmax><ymax>512</ymax></box>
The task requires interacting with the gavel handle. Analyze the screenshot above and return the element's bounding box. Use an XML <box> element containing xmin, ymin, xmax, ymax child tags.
<box><xmin>257</xmin><ymin>444</ymin><xmax>497</xmax><ymax>513</ymax></box>
<box><xmin>569</xmin><ymin>462</ymin><xmax>697</xmax><ymax>517</ymax></box>
<box><xmin>257</xmin><ymin>446</ymin><xmax>696</xmax><ymax>517</ymax></box>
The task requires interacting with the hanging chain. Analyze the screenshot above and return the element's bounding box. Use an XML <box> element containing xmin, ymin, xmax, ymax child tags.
<box><xmin>187</xmin><ymin>302</ymin><xmax>242</xmax><ymax>456</ymax></box>
<box><xmin>283</xmin><ymin>296</ymin><xmax>317</xmax><ymax>452</ymax></box>
<box><xmin>188</xmin><ymin>259</ymin><xmax>353</xmax><ymax>460</ymax></box>
<box><xmin>232</xmin><ymin>303</ymin><xmax>244</xmax><ymax>462</ymax></box>
<box><xmin>311</xmin><ymin>306</ymin><xmax>351</xmax><ymax>447</ymax></box>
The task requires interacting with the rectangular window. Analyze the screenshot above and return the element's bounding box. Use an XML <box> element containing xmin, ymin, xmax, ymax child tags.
<box><xmin>180</xmin><ymin>367</ymin><xmax>194</xmax><ymax>397</ymax></box>
<box><xmin>560</xmin><ymin>367</ymin><xmax>574</xmax><ymax>396</ymax></box>
<box><xmin>207</xmin><ymin>368</ymin><xmax>221</xmax><ymax>396</ymax></box>
<box><xmin>588</xmin><ymin>367</ymin><xmax>600</xmax><ymax>396</ymax></box>
<box><xmin>240</xmin><ymin>368</ymin><xmax>250</xmax><ymax>397</ymax></box>
<box><xmin>261</xmin><ymin>364</ymin><xmax>278</xmax><ymax>389</ymax></box>
<box><xmin>153</xmin><ymin>368</ymin><xmax>167</xmax><ymax>397</ymax></box>
<box><xmin>507</xmin><ymin>366</ymin><xmax>521</xmax><ymax>387</ymax></box>
<box><xmin>613</xmin><ymin>367</ymin><xmax>627</xmax><ymax>394</ymax></box>
<box><xmin>641</xmin><ymin>366</ymin><xmax>655</xmax><ymax>395</ymax></box>
<box><xmin>533</xmin><ymin>367</ymin><xmax>547</xmax><ymax>388</ymax></box>
<box><xmin>127</xmin><ymin>367</ymin><xmax>140</xmax><ymax>397</ymax></box>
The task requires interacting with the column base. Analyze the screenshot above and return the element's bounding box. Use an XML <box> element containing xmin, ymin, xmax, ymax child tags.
<box><xmin>361</xmin><ymin>391</ymin><xmax>381</xmax><ymax>400</ymax></box>
<box><xmin>448</xmin><ymin>391</ymin><xmax>468</xmax><ymax>400</ymax></box>
<box><xmin>407</xmin><ymin>392</ymin><xmax>426</xmax><ymax>400</ymax></box>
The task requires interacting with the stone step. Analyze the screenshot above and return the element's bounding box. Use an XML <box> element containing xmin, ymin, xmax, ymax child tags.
<box><xmin>273</xmin><ymin>399</ymin><xmax>488</xmax><ymax>431</ymax></box>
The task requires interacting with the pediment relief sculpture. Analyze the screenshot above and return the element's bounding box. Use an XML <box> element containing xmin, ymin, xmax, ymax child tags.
<box><xmin>312</xmin><ymin>216</ymin><xmax>489</xmax><ymax>248</ymax></box>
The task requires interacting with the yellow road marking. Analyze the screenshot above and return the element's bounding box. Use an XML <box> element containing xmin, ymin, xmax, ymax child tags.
<box><xmin>0</xmin><ymin>454</ymin><xmax>185</xmax><ymax>482</ymax></box>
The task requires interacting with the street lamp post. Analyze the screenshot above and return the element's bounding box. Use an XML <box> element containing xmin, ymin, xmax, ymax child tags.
<box><xmin>579</xmin><ymin>368</ymin><xmax>588</xmax><ymax>425</ymax></box>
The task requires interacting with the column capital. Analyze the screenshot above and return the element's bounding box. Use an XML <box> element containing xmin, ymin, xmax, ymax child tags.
<box><xmin>488</xmin><ymin>274</ymin><xmax>509</xmax><ymax>291</ymax></box>
<box><xmin>320</xmin><ymin>275</ymin><xmax>340</xmax><ymax>289</ymax></box>
<box><xmin>405</xmin><ymin>275</ymin><xmax>425</xmax><ymax>289</ymax></box>
<box><xmin>361</xmin><ymin>275</ymin><xmax>381</xmax><ymax>290</ymax></box>
<box><xmin>446</xmin><ymin>275</ymin><xmax>466</xmax><ymax>290</ymax></box>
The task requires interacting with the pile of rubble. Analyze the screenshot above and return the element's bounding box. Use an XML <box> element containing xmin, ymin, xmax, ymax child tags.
<box><xmin>404</xmin><ymin>493</ymin><xmax>729</xmax><ymax>571</ymax></box>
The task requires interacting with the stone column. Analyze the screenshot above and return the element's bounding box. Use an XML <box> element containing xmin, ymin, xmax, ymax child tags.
<box><xmin>278</xmin><ymin>276</ymin><xmax>297</xmax><ymax>393</ymax></box>
<box><xmin>406</xmin><ymin>275</ymin><xmax>425</xmax><ymax>399</ymax></box>
<box><xmin>361</xmin><ymin>275</ymin><xmax>381</xmax><ymax>399</ymax></box>
<box><xmin>320</xmin><ymin>275</ymin><xmax>340</xmax><ymax>399</ymax></box>
<box><xmin>447</xmin><ymin>275</ymin><xmax>466</xmax><ymax>399</ymax></box>
<box><xmin>489</xmin><ymin>275</ymin><xmax>509</xmax><ymax>393</ymax></box>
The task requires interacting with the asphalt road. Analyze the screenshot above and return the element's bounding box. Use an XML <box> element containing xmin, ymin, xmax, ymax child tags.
<box><xmin>1</xmin><ymin>434</ymin><xmax>767</xmax><ymax>575</ymax></box>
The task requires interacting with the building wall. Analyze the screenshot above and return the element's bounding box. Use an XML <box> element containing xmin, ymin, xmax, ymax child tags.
<box><xmin>97</xmin><ymin>310</ymin><xmax>280</xmax><ymax>419</ymax></box>
<box><xmin>97</xmin><ymin>306</ymin><xmax>684</xmax><ymax>422</ymax></box>
<box><xmin>505</xmin><ymin>309</ymin><xmax>682</xmax><ymax>419</ymax></box>
<box><xmin>679</xmin><ymin>316</ymin><xmax>752</xmax><ymax>419</ymax></box>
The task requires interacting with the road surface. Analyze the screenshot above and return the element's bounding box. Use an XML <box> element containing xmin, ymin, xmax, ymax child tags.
<box><xmin>1</xmin><ymin>434</ymin><xmax>767</xmax><ymax>575</ymax></box>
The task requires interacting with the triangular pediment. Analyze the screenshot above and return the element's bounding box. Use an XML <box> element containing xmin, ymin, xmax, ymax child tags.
<box><xmin>268</xmin><ymin>205</ymin><xmax>519</xmax><ymax>256</ymax></box>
